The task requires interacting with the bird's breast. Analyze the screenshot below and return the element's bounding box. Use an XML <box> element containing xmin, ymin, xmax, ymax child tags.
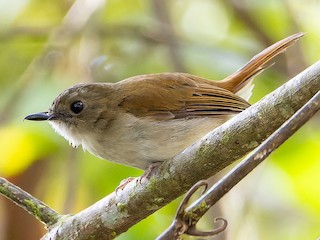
<box><xmin>79</xmin><ymin>113</ymin><xmax>232</xmax><ymax>169</ymax></box>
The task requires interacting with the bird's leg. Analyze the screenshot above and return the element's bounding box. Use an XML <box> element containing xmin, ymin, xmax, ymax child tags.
<box><xmin>139</xmin><ymin>161</ymin><xmax>163</xmax><ymax>182</ymax></box>
<box><xmin>115</xmin><ymin>177</ymin><xmax>136</xmax><ymax>192</ymax></box>
<box><xmin>116</xmin><ymin>162</ymin><xmax>163</xmax><ymax>192</ymax></box>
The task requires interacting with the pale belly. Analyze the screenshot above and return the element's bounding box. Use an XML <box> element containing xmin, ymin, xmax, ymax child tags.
<box><xmin>81</xmin><ymin>114</ymin><xmax>231</xmax><ymax>169</ymax></box>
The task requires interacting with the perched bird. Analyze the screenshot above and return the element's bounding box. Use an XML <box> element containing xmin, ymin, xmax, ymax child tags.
<box><xmin>25</xmin><ymin>33</ymin><xmax>303</xmax><ymax>170</ymax></box>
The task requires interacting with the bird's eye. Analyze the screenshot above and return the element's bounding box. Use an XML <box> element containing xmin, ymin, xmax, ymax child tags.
<box><xmin>70</xmin><ymin>101</ymin><xmax>84</xmax><ymax>114</ymax></box>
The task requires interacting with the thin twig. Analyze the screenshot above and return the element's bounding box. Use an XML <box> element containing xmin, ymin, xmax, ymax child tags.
<box><xmin>0</xmin><ymin>177</ymin><xmax>61</xmax><ymax>227</ymax></box>
<box><xmin>158</xmin><ymin>90</ymin><xmax>319</xmax><ymax>239</ymax></box>
<box><xmin>41</xmin><ymin>61</ymin><xmax>320</xmax><ymax>239</ymax></box>
<box><xmin>157</xmin><ymin>181</ymin><xmax>227</xmax><ymax>240</ymax></box>
<box><xmin>185</xmin><ymin>90</ymin><xmax>319</xmax><ymax>223</ymax></box>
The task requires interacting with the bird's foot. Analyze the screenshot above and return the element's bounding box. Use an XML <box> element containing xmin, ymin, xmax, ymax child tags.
<box><xmin>115</xmin><ymin>162</ymin><xmax>162</xmax><ymax>193</ymax></box>
<box><xmin>115</xmin><ymin>177</ymin><xmax>137</xmax><ymax>192</ymax></box>
<box><xmin>139</xmin><ymin>161</ymin><xmax>162</xmax><ymax>182</ymax></box>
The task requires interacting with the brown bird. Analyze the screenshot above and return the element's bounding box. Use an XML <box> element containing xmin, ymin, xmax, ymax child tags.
<box><xmin>25</xmin><ymin>33</ymin><xmax>303</xmax><ymax>170</ymax></box>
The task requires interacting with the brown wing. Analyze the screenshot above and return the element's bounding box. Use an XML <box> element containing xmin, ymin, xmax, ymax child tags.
<box><xmin>117</xmin><ymin>73</ymin><xmax>250</xmax><ymax>120</ymax></box>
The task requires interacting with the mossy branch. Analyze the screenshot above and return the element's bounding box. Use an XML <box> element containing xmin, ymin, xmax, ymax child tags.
<box><xmin>39</xmin><ymin>61</ymin><xmax>320</xmax><ymax>239</ymax></box>
<box><xmin>1</xmin><ymin>61</ymin><xmax>319</xmax><ymax>239</ymax></box>
<box><xmin>0</xmin><ymin>177</ymin><xmax>61</xmax><ymax>227</ymax></box>
<box><xmin>158</xmin><ymin>89</ymin><xmax>319</xmax><ymax>239</ymax></box>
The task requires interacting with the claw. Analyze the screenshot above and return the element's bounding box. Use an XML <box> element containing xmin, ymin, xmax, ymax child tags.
<box><xmin>115</xmin><ymin>177</ymin><xmax>136</xmax><ymax>193</ymax></box>
<box><xmin>115</xmin><ymin>162</ymin><xmax>162</xmax><ymax>193</ymax></box>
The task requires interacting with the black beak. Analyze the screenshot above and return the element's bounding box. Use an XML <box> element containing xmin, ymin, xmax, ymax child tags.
<box><xmin>24</xmin><ymin>112</ymin><xmax>54</xmax><ymax>121</ymax></box>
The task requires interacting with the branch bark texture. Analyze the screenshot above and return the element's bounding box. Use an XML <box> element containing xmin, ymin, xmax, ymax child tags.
<box><xmin>158</xmin><ymin>89</ymin><xmax>319</xmax><ymax>239</ymax></box>
<box><xmin>0</xmin><ymin>177</ymin><xmax>60</xmax><ymax>226</ymax></box>
<box><xmin>42</xmin><ymin>61</ymin><xmax>320</xmax><ymax>239</ymax></box>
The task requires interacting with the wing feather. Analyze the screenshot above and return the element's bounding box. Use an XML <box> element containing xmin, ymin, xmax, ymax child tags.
<box><xmin>117</xmin><ymin>73</ymin><xmax>250</xmax><ymax>120</ymax></box>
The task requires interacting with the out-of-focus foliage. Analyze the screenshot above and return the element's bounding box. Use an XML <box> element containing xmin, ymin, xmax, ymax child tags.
<box><xmin>0</xmin><ymin>0</ymin><xmax>319</xmax><ymax>239</ymax></box>
<box><xmin>0</xmin><ymin>125</ymin><xmax>58</xmax><ymax>176</ymax></box>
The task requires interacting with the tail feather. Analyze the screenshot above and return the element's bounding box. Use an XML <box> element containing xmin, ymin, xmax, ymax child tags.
<box><xmin>217</xmin><ymin>32</ymin><xmax>304</xmax><ymax>93</ymax></box>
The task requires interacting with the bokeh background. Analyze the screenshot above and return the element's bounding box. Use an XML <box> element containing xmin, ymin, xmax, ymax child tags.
<box><xmin>0</xmin><ymin>0</ymin><xmax>319</xmax><ymax>239</ymax></box>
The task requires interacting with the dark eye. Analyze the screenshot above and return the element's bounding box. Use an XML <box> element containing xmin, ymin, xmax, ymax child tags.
<box><xmin>70</xmin><ymin>101</ymin><xmax>84</xmax><ymax>114</ymax></box>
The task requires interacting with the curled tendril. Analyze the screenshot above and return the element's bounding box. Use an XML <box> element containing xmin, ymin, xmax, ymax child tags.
<box><xmin>171</xmin><ymin>180</ymin><xmax>227</xmax><ymax>238</ymax></box>
<box><xmin>187</xmin><ymin>217</ymin><xmax>227</xmax><ymax>237</ymax></box>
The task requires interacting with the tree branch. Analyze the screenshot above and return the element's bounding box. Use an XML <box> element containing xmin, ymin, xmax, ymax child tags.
<box><xmin>158</xmin><ymin>88</ymin><xmax>319</xmax><ymax>239</ymax></box>
<box><xmin>39</xmin><ymin>61</ymin><xmax>320</xmax><ymax>239</ymax></box>
<box><xmin>0</xmin><ymin>177</ymin><xmax>61</xmax><ymax>227</ymax></box>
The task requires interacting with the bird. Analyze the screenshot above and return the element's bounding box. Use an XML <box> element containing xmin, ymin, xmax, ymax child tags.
<box><xmin>25</xmin><ymin>33</ymin><xmax>303</xmax><ymax>171</ymax></box>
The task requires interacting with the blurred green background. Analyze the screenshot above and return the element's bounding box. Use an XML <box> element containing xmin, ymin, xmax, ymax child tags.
<box><xmin>0</xmin><ymin>0</ymin><xmax>319</xmax><ymax>239</ymax></box>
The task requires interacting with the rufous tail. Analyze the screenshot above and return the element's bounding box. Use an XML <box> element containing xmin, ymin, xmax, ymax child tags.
<box><xmin>217</xmin><ymin>32</ymin><xmax>304</xmax><ymax>93</ymax></box>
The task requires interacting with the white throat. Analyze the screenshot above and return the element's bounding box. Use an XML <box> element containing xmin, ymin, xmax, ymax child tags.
<box><xmin>49</xmin><ymin>121</ymin><xmax>82</xmax><ymax>148</ymax></box>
